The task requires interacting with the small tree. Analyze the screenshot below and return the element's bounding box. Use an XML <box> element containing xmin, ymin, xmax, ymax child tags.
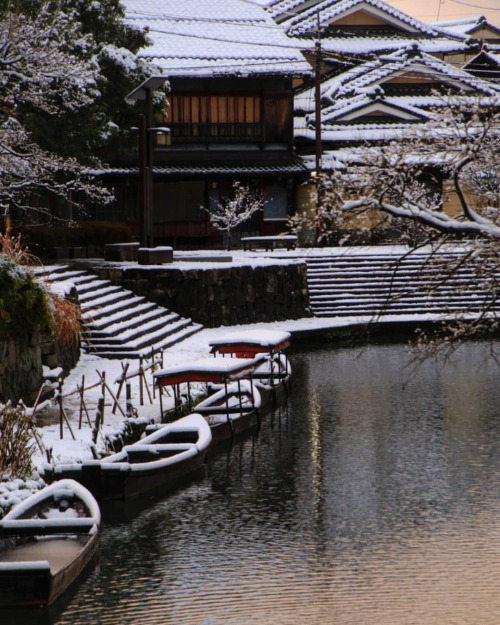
<box><xmin>205</xmin><ymin>182</ymin><xmax>264</xmax><ymax>250</ymax></box>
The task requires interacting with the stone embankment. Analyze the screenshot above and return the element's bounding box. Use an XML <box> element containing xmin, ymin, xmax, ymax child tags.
<box><xmin>0</xmin><ymin>331</ymin><xmax>79</xmax><ymax>403</ymax></box>
<box><xmin>86</xmin><ymin>259</ymin><xmax>310</xmax><ymax>328</ymax></box>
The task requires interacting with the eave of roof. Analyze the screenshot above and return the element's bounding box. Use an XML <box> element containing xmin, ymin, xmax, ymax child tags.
<box><xmin>89</xmin><ymin>158</ymin><xmax>309</xmax><ymax>177</ymax></box>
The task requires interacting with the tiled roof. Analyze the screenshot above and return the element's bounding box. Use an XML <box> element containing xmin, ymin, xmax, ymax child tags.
<box><xmin>268</xmin><ymin>0</ymin><xmax>446</xmax><ymax>37</ymax></box>
<box><xmin>90</xmin><ymin>158</ymin><xmax>308</xmax><ymax>177</ymax></box>
<box><xmin>294</xmin><ymin>44</ymin><xmax>500</xmax><ymax>144</ymax></box>
<box><xmin>319</xmin><ymin>46</ymin><xmax>500</xmax><ymax>103</ymax></box>
<box><xmin>121</xmin><ymin>0</ymin><xmax>311</xmax><ymax>77</ymax></box>
<box><xmin>297</xmin><ymin>34</ymin><xmax>470</xmax><ymax>56</ymax></box>
<box><xmin>431</xmin><ymin>16</ymin><xmax>500</xmax><ymax>39</ymax></box>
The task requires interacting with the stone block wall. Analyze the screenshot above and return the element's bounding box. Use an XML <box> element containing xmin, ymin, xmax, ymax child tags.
<box><xmin>0</xmin><ymin>332</ymin><xmax>44</xmax><ymax>403</ymax></box>
<box><xmin>91</xmin><ymin>261</ymin><xmax>311</xmax><ymax>327</ymax></box>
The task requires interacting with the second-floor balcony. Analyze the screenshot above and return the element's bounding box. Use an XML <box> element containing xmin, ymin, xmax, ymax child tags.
<box><xmin>168</xmin><ymin>121</ymin><xmax>263</xmax><ymax>141</ymax></box>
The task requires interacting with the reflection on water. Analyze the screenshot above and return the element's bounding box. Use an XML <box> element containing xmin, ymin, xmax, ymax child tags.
<box><xmin>17</xmin><ymin>342</ymin><xmax>500</xmax><ymax>624</ymax></box>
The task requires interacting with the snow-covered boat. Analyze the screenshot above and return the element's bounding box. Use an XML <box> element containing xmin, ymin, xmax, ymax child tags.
<box><xmin>154</xmin><ymin>357</ymin><xmax>262</xmax><ymax>446</ymax></box>
<box><xmin>208</xmin><ymin>329</ymin><xmax>292</xmax><ymax>406</ymax></box>
<box><xmin>0</xmin><ymin>479</ymin><xmax>100</xmax><ymax>608</ymax></box>
<box><xmin>99</xmin><ymin>413</ymin><xmax>212</xmax><ymax>499</ymax></box>
<box><xmin>42</xmin><ymin>415</ymin><xmax>211</xmax><ymax>501</ymax></box>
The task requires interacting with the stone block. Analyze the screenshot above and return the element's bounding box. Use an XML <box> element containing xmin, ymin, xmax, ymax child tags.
<box><xmin>137</xmin><ymin>247</ymin><xmax>174</xmax><ymax>265</ymax></box>
<box><xmin>105</xmin><ymin>242</ymin><xmax>140</xmax><ymax>262</ymax></box>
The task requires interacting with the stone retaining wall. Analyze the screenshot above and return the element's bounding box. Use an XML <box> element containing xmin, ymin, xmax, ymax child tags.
<box><xmin>0</xmin><ymin>326</ymin><xmax>80</xmax><ymax>403</ymax></box>
<box><xmin>90</xmin><ymin>261</ymin><xmax>311</xmax><ymax>327</ymax></box>
<box><xmin>0</xmin><ymin>332</ymin><xmax>44</xmax><ymax>403</ymax></box>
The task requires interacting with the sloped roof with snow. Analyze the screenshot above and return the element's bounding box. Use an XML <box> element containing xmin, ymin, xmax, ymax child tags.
<box><xmin>121</xmin><ymin>0</ymin><xmax>311</xmax><ymax>77</ymax></box>
<box><xmin>265</xmin><ymin>0</ymin><xmax>470</xmax><ymax>56</ymax></box>
<box><xmin>294</xmin><ymin>45</ymin><xmax>500</xmax><ymax>144</ymax></box>
<box><xmin>271</xmin><ymin>0</ymin><xmax>439</xmax><ymax>36</ymax></box>
<box><xmin>319</xmin><ymin>45</ymin><xmax>500</xmax><ymax>102</ymax></box>
<box><xmin>431</xmin><ymin>16</ymin><xmax>500</xmax><ymax>39</ymax></box>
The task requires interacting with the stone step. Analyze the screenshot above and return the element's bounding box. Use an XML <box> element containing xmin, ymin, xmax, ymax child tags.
<box><xmin>88</xmin><ymin>323</ymin><xmax>203</xmax><ymax>360</ymax></box>
<box><xmin>304</xmin><ymin>249</ymin><xmax>500</xmax><ymax>320</ymax></box>
<box><xmin>78</xmin><ymin>284</ymin><xmax>123</xmax><ymax>304</ymax></box>
<box><xmin>92</xmin><ymin>309</ymin><xmax>179</xmax><ymax>338</ymax></box>
<box><xmin>87</xmin><ymin>313</ymin><xmax>184</xmax><ymax>346</ymax></box>
<box><xmin>38</xmin><ymin>265</ymin><xmax>203</xmax><ymax>359</ymax></box>
<box><xmin>81</xmin><ymin>294</ymin><xmax>148</xmax><ymax>322</ymax></box>
<box><xmin>85</xmin><ymin>301</ymin><xmax>159</xmax><ymax>331</ymax></box>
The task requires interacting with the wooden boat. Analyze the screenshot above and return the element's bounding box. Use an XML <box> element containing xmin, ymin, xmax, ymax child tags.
<box><xmin>154</xmin><ymin>357</ymin><xmax>262</xmax><ymax>446</ymax></box>
<box><xmin>42</xmin><ymin>414</ymin><xmax>211</xmax><ymax>501</ymax></box>
<box><xmin>99</xmin><ymin>413</ymin><xmax>212</xmax><ymax>499</ymax></box>
<box><xmin>0</xmin><ymin>479</ymin><xmax>100</xmax><ymax>608</ymax></box>
<box><xmin>208</xmin><ymin>329</ymin><xmax>292</xmax><ymax>406</ymax></box>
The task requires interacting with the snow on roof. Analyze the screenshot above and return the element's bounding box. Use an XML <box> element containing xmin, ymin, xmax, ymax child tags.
<box><xmin>295</xmin><ymin>47</ymin><xmax>500</xmax><ymax>126</ymax></box>
<box><xmin>296</xmin><ymin>121</ymin><xmax>414</xmax><ymax>143</ymax></box>
<box><xmin>121</xmin><ymin>0</ymin><xmax>311</xmax><ymax>77</ymax></box>
<box><xmin>268</xmin><ymin>0</ymin><xmax>447</xmax><ymax>38</ymax></box>
<box><xmin>154</xmin><ymin>356</ymin><xmax>261</xmax><ymax>383</ymax></box>
<box><xmin>321</xmin><ymin>95</ymin><xmax>429</xmax><ymax>123</ymax></box>
<box><xmin>312</xmin><ymin>46</ymin><xmax>500</xmax><ymax>105</ymax></box>
<box><xmin>297</xmin><ymin>34</ymin><xmax>470</xmax><ymax>56</ymax></box>
<box><xmin>209</xmin><ymin>329</ymin><xmax>291</xmax><ymax>349</ymax></box>
<box><xmin>431</xmin><ymin>16</ymin><xmax>500</xmax><ymax>39</ymax></box>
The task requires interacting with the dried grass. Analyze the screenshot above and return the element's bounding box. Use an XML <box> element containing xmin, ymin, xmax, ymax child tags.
<box><xmin>50</xmin><ymin>293</ymin><xmax>81</xmax><ymax>348</ymax></box>
<box><xmin>0</xmin><ymin>403</ymin><xmax>34</xmax><ymax>479</ymax></box>
<box><xmin>0</xmin><ymin>233</ymin><xmax>41</xmax><ymax>267</ymax></box>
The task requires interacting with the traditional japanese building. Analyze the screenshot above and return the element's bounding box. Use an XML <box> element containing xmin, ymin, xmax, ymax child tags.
<box><xmin>260</xmin><ymin>0</ymin><xmax>500</xmax><ymax>236</ymax></box>
<box><xmin>96</xmin><ymin>0</ymin><xmax>311</xmax><ymax>247</ymax></box>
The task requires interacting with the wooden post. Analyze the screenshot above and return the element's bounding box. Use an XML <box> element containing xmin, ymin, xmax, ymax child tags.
<box><xmin>126</xmin><ymin>384</ymin><xmax>133</xmax><ymax>419</ymax></box>
<box><xmin>101</xmin><ymin>371</ymin><xmax>106</xmax><ymax>424</ymax></box>
<box><xmin>58</xmin><ymin>380</ymin><xmax>64</xmax><ymax>439</ymax></box>
<box><xmin>78</xmin><ymin>375</ymin><xmax>85</xmax><ymax>429</ymax></box>
<box><xmin>61</xmin><ymin>406</ymin><xmax>76</xmax><ymax>440</ymax></box>
<box><xmin>139</xmin><ymin>357</ymin><xmax>144</xmax><ymax>406</ymax></box>
<box><xmin>92</xmin><ymin>397</ymin><xmax>104</xmax><ymax>444</ymax></box>
<box><xmin>96</xmin><ymin>371</ymin><xmax>126</xmax><ymax>418</ymax></box>
<box><xmin>113</xmin><ymin>362</ymin><xmax>129</xmax><ymax>413</ymax></box>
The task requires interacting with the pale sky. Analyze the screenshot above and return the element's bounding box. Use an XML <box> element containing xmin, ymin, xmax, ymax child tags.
<box><xmin>385</xmin><ymin>0</ymin><xmax>500</xmax><ymax>25</ymax></box>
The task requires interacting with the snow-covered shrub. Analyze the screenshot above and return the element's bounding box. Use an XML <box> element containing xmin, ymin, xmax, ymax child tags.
<box><xmin>0</xmin><ymin>403</ymin><xmax>35</xmax><ymax>479</ymax></box>
<box><xmin>0</xmin><ymin>253</ymin><xmax>53</xmax><ymax>338</ymax></box>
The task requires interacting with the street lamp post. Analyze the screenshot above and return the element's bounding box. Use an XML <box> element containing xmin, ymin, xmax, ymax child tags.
<box><xmin>125</xmin><ymin>76</ymin><xmax>170</xmax><ymax>248</ymax></box>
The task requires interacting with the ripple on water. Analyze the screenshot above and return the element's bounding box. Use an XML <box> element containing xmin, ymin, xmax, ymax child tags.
<box><xmin>49</xmin><ymin>342</ymin><xmax>499</xmax><ymax>625</ymax></box>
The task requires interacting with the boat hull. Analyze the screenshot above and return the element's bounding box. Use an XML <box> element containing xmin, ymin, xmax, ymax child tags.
<box><xmin>42</xmin><ymin>415</ymin><xmax>212</xmax><ymax>501</ymax></box>
<box><xmin>209</xmin><ymin>407</ymin><xmax>260</xmax><ymax>446</ymax></box>
<box><xmin>100</xmin><ymin>448</ymin><xmax>207</xmax><ymax>500</ymax></box>
<box><xmin>0</xmin><ymin>533</ymin><xmax>99</xmax><ymax>608</ymax></box>
<box><xmin>0</xmin><ymin>480</ymin><xmax>100</xmax><ymax>608</ymax></box>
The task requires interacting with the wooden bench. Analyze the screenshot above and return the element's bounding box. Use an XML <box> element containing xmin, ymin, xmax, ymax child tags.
<box><xmin>241</xmin><ymin>235</ymin><xmax>297</xmax><ymax>251</ymax></box>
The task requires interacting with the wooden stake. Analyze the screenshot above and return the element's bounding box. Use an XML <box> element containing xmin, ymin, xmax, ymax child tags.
<box><xmin>78</xmin><ymin>375</ymin><xmax>85</xmax><ymax>429</ymax></box>
<box><xmin>96</xmin><ymin>371</ymin><xmax>126</xmax><ymax>418</ymax></box>
<box><xmin>113</xmin><ymin>362</ymin><xmax>129</xmax><ymax>413</ymax></box>
<box><xmin>92</xmin><ymin>397</ymin><xmax>104</xmax><ymax>444</ymax></box>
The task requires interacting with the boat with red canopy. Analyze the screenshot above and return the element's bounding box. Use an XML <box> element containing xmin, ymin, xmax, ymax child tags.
<box><xmin>153</xmin><ymin>357</ymin><xmax>262</xmax><ymax>445</ymax></box>
<box><xmin>208</xmin><ymin>329</ymin><xmax>292</xmax><ymax>405</ymax></box>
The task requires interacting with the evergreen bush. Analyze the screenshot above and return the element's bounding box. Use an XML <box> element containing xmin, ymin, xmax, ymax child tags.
<box><xmin>0</xmin><ymin>255</ymin><xmax>53</xmax><ymax>338</ymax></box>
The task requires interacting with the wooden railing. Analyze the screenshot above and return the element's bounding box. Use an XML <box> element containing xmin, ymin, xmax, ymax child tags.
<box><xmin>169</xmin><ymin>122</ymin><xmax>263</xmax><ymax>140</ymax></box>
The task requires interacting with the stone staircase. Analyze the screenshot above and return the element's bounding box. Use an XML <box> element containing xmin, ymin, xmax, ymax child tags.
<box><xmin>304</xmin><ymin>248</ymin><xmax>500</xmax><ymax>318</ymax></box>
<box><xmin>36</xmin><ymin>265</ymin><xmax>203</xmax><ymax>359</ymax></box>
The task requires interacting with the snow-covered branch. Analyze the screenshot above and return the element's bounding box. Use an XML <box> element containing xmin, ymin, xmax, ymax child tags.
<box><xmin>205</xmin><ymin>182</ymin><xmax>264</xmax><ymax>250</ymax></box>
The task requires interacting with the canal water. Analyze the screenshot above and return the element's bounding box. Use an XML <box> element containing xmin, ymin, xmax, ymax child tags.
<box><xmin>34</xmin><ymin>341</ymin><xmax>500</xmax><ymax>624</ymax></box>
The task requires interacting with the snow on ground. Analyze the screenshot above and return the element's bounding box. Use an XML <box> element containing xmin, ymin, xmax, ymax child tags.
<box><xmin>0</xmin><ymin>312</ymin><xmax>381</xmax><ymax>515</ymax></box>
<box><xmin>1</xmin><ymin>243</ymin><xmax>466</xmax><ymax>515</ymax></box>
